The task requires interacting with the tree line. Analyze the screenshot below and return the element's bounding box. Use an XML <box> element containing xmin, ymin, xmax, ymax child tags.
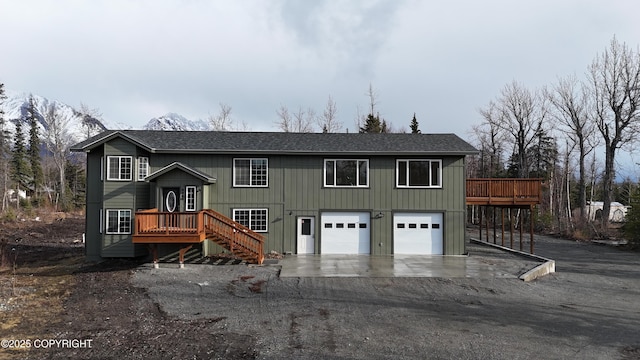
<box><xmin>209</xmin><ymin>84</ymin><xmax>424</xmax><ymax>134</ymax></box>
<box><xmin>0</xmin><ymin>85</ymin><xmax>89</xmax><ymax>214</ymax></box>
<box><xmin>470</xmin><ymin>36</ymin><xmax>640</xmax><ymax>237</ymax></box>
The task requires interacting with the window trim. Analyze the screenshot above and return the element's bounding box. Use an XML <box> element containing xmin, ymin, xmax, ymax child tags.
<box><xmin>105</xmin><ymin>209</ymin><xmax>132</xmax><ymax>234</ymax></box>
<box><xmin>233</xmin><ymin>158</ymin><xmax>269</xmax><ymax>187</ymax></box>
<box><xmin>232</xmin><ymin>208</ymin><xmax>268</xmax><ymax>233</ymax></box>
<box><xmin>137</xmin><ymin>157</ymin><xmax>149</xmax><ymax>181</ymax></box>
<box><xmin>185</xmin><ymin>186</ymin><xmax>197</xmax><ymax>212</ymax></box>
<box><xmin>324</xmin><ymin>159</ymin><xmax>369</xmax><ymax>188</ymax></box>
<box><xmin>396</xmin><ymin>159</ymin><xmax>442</xmax><ymax>188</ymax></box>
<box><xmin>106</xmin><ymin>156</ymin><xmax>133</xmax><ymax>181</ymax></box>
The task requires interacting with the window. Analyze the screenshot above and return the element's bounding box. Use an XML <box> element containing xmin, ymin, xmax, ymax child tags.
<box><xmin>106</xmin><ymin>209</ymin><xmax>131</xmax><ymax>234</ymax></box>
<box><xmin>396</xmin><ymin>159</ymin><xmax>442</xmax><ymax>188</ymax></box>
<box><xmin>233</xmin><ymin>158</ymin><xmax>268</xmax><ymax>187</ymax></box>
<box><xmin>137</xmin><ymin>157</ymin><xmax>149</xmax><ymax>181</ymax></box>
<box><xmin>324</xmin><ymin>159</ymin><xmax>369</xmax><ymax>187</ymax></box>
<box><xmin>185</xmin><ymin>186</ymin><xmax>196</xmax><ymax>211</ymax></box>
<box><xmin>107</xmin><ymin>156</ymin><xmax>132</xmax><ymax>181</ymax></box>
<box><xmin>233</xmin><ymin>209</ymin><xmax>268</xmax><ymax>232</ymax></box>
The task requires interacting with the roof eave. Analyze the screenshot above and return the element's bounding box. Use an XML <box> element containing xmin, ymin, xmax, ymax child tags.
<box><xmin>150</xmin><ymin>149</ymin><xmax>478</xmax><ymax>156</ymax></box>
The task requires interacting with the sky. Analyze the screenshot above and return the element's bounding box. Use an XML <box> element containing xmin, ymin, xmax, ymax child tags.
<box><xmin>1</xmin><ymin>0</ymin><xmax>639</xmax><ymax>140</ymax></box>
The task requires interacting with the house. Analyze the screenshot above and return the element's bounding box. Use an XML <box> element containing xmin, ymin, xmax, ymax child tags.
<box><xmin>71</xmin><ymin>130</ymin><xmax>478</xmax><ymax>263</ymax></box>
<box><xmin>586</xmin><ymin>201</ymin><xmax>630</xmax><ymax>222</ymax></box>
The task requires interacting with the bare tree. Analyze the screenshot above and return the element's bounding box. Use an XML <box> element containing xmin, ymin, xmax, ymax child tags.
<box><xmin>366</xmin><ymin>83</ymin><xmax>378</xmax><ymax>117</ymax></box>
<box><xmin>293</xmin><ymin>107</ymin><xmax>315</xmax><ymax>133</ymax></box>
<box><xmin>476</xmin><ymin>100</ymin><xmax>508</xmax><ymax>177</ymax></box>
<box><xmin>546</xmin><ymin>75</ymin><xmax>596</xmax><ymax>222</ymax></box>
<box><xmin>587</xmin><ymin>36</ymin><xmax>640</xmax><ymax>227</ymax></box>
<box><xmin>0</xmin><ymin>83</ymin><xmax>9</xmax><ymax>211</ymax></box>
<box><xmin>77</xmin><ymin>103</ymin><xmax>105</xmax><ymax>139</ymax></box>
<box><xmin>276</xmin><ymin>105</ymin><xmax>315</xmax><ymax>132</ymax></box>
<box><xmin>44</xmin><ymin>104</ymin><xmax>72</xmax><ymax>200</ymax></box>
<box><xmin>209</xmin><ymin>103</ymin><xmax>233</xmax><ymax>131</ymax></box>
<box><xmin>496</xmin><ymin>81</ymin><xmax>546</xmax><ymax>177</ymax></box>
<box><xmin>317</xmin><ymin>96</ymin><xmax>342</xmax><ymax>133</ymax></box>
<box><xmin>275</xmin><ymin>105</ymin><xmax>292</xmax><ymax>132</ymax></box>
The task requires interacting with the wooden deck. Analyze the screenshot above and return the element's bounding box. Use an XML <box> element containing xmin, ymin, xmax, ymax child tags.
<box><xmin>466</xmin><ymin>178</ymin><xmax>542</xmax><ymax>206</ymax></box>
<box><xmin>133</xmin><ymin>208</ymin><xmax>265</xmax><ymax>265</ymax></box>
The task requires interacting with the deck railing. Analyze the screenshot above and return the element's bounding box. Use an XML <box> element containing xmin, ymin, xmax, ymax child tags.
<box><xmin>134</xmin><ymin>208</ymin><xmax>202</xmax><ymax>235</ymax></box>
<box><xmin>202</xmin><ymin>209</ymin><xmax>264</xmax><ymax>264</ymax></box>
<box><xmin>133</xmin><ymin>208</ymin><xmax>264</xmax><ymax>264</ymax></box>
<box><xmin>466</xmin><ymin>178</ymin><xmax>542</xmax><ymax>205</ymax></box>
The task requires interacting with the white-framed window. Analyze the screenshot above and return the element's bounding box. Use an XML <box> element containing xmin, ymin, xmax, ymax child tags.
<box><xmin>324</xmin><ymin>159</ymin><xmax>369</xmax><ymax>187</ymax></box>
<box><xmin>233</xmin><ymin>158</ymin><xmax>268</xmax><ymax>187</ymax></box>
<box><xmin>105</xmin><ymin>209</ymin><xmax>132</xmax><ymax>234</ymax></box>
<box><xmin>137</xmin><ymin>157</ymin><xmax>149</xmax><ymax>181</ymax></box>
<box><xmin>396</xmin><ymin>159</ymin><xmax>442</xmax><ymax>188</ymax></box>
<box><xmin>185</xmin><ymin>186</ymin><xmax>197</xmax><ymax>211</ymax></box>
<box><xmin>106</xmin><ymin>156</ymin><xmax>133</xmax><ymax>181</ymax></box>
<box><xmin>233</xmin><ymin>208</ymin><xmax>268</xmax><ymax>232</ymax></box>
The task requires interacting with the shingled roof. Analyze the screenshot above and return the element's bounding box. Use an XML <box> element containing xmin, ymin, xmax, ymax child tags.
<box><xmin>71</xmin><ymin>130</ymin><xmax>478</xmax><ymax>156</ymax></box>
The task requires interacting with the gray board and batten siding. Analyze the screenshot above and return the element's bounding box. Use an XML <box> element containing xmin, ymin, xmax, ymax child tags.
<box><xmin>71</xmin><ymin>130</ymin><xmax>478</xmax><ymax>260</ymax></box>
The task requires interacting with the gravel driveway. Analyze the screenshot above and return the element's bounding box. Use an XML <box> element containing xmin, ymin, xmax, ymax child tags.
<box><xmin>133</xmin><ymin>235</ymin><xmax>640</xmax><ymax>360</ymax></box>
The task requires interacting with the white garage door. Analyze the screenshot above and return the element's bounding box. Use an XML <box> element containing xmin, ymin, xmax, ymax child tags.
<box><xmin>321</xmin><ymin>212</ymin><xmax>371</xmax><ymax>254</ymax></box>
<box><xmin>394</xmin><ymin>213</ymin><xmax>443</xmax><ymax>255</ymax></box>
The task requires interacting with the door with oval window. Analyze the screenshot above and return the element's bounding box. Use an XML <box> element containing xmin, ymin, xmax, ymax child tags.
<box><xmin>162</xmin><ymin>187</ymin><xmax>180</xmax><ymax>212</ymax></box>
<box><xmin>162</xmin><ymin>187</ymin><xmax>180</xmax><ymax>228</ymax></box>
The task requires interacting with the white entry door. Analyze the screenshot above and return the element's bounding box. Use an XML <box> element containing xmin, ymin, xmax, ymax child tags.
<box><xmin>297</xmin><ymin>217</ymin><xmax>315</xmax><ymax>254</ymax></box>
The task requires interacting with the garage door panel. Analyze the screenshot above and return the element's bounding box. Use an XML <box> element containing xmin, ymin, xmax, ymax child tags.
<box><xmin>321</xmin><ymin>212</ymin><xmax>370</xmax><ymax>254</ymax></box>
<box><xmin>394</xmin><ymin>213</ymin><xmax>443</xmax><ymax>255</ymax></box>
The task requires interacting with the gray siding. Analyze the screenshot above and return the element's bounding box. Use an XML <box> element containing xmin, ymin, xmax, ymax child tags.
<box><xmin>85</xmin><ymin>149</ymin><xmax>103</xmax><ymax>261</ymax></box>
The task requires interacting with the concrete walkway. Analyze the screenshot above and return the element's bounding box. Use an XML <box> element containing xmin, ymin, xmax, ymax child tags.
<box><xmin>278</xmin><ymin>240</ymin><xmax>542</xmax><ymax>278</ymax></box>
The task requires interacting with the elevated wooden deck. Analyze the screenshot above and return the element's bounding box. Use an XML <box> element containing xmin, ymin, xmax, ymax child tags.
<box><xmin>133</xmin><ymin>208</ymin><xmax>264</xmax><ymax>265</ymax></box>
<box><xmin>466</xmin><ymin>178</ymin><xmax>542</xmax><ymax>206</ymax></box>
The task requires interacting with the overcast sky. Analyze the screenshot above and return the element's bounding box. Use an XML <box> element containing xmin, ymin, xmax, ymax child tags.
<box><xmin>1</xmin><ymin>1</ymin><xmax>639</xmax><ymax>137</ymax></box>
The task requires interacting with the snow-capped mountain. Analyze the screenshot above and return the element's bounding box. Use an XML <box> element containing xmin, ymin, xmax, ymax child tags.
<box><xmin>143</xmin><ymin>112</ymin><xmax>211</xmax><ymax>131</ymax></box>
<box><xmin>1</xmin><ymin>91</ymin><xmax>214</xmax><ymax>146</ymax></box>
<box><xmin>2</xmin><ymin>91</ymin><xmax>109</xmax><ymax>144</ymax></box>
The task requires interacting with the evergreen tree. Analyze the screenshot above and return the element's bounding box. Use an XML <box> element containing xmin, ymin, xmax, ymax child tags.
<box><xmin>359</xmin><ymin>113</ymin><xmax>389</xmax><ymax>133</ymax></box>
<box><xmin>65</xmin><ymin>158</ymin><xmax>86</xmax><ymax>209</ymax></box>
<box><xmin>623</xmin><ymin>186</ymin><xmax>640</xmax><ymax>247</ymax></box>
<box><xmin>27</xmin><ymin>96</ymin><xmax>44</xmax><ymax>200</ymax></box>
<box><xmin>528</xmin><ymin>126</ymin><xmax>557</xmax><ymax>179</ymax></box>
<box><xmin>11</xmin><ymin>119</ymin><xmax>31</xmax><ymax>195</ymax></box>
<box><xmin>410</xmin><ymin>113</ymin><xmax>420</xmax><ymax>134</ymax></box>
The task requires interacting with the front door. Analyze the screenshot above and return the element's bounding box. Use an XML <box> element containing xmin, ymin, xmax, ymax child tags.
<box><xmin>162</xmin><ymin>187</ymin><xmax>180</xmax><ymax>213</ymax></box>
<box><xmin>297</xmin><ymin>217</ymin><xmax>315</xmax><ymax>254</ymax></box>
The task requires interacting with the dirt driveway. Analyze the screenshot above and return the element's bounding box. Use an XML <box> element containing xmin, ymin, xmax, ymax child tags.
<box><xmin>3</xmin><ymin>218</ymin><xmax>639</xmax><ymax>359</ymax></box>
<box><xmin>128</xmin><ymin>234</ymin><xmax>640</xmax><ymax>360</ymax></box>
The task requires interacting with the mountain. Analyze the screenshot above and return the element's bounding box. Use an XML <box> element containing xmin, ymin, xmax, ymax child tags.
<box><xmin>1</xmin><ymin>92</ymin><xmax>214</xmax><ymax>147</ymax></box>
<box><xmin>2</xmin><ymin>91</ymin><xmax>110</xmax><ymax>144</ymax></box>
<box><xmin>143</xmin><ymin>112</ymin><xmax>211</xmax><ymax>131</ymax></box>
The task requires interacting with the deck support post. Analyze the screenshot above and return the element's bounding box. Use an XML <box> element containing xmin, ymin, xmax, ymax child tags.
<box><xmin>530</xmin><ymin>205</ymin><xmax>535</xmax><ymax>254</ymax></box>
<box><xmin>492</xmin><ymin>207</ymin><xmax>497</xmax><ymax>244</ymax></box>
<box><xmin>485</xmin><ymin>207</ymin><xmax>490</xmax><ymax>243</ymax></box>
<box><xmin>479</xmin><ymin>207</ymin><xmax>483</xmax><ymax>241</ymax></box>
<box><xmin>509</xmin><ymin>209</ymin><xmax>514</xmax><ymax>249</ymax></box>
<box><xmin>501</xmin><ymin>208</ymin><xmax>505</xmax><ymax>247</ymax></box>
<box><xmin>147</xmin><ymin>244</ymin><xmax>159</xmax><ymax>268</ymax></box>
<box><xmin>519</xmin><ymin>210</ymin><xmax>524</xmax><ymax>251</ymax></box>
<box><xmin>178</xmin><ymin>244</ymin><xmax>194</xmax><ymax>269</ymax></box>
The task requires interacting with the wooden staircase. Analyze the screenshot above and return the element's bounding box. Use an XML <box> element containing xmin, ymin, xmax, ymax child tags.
<box><xmin>133</xmin><ymin>208</ymin><xmax>264</xmax><ymax>266</ymax></box>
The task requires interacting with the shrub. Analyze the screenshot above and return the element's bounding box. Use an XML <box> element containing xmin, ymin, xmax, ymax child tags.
<box><xmin>623</xmin><ymin>187</ymin><xmax>640</xmax><ymax>247</ymax></box>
